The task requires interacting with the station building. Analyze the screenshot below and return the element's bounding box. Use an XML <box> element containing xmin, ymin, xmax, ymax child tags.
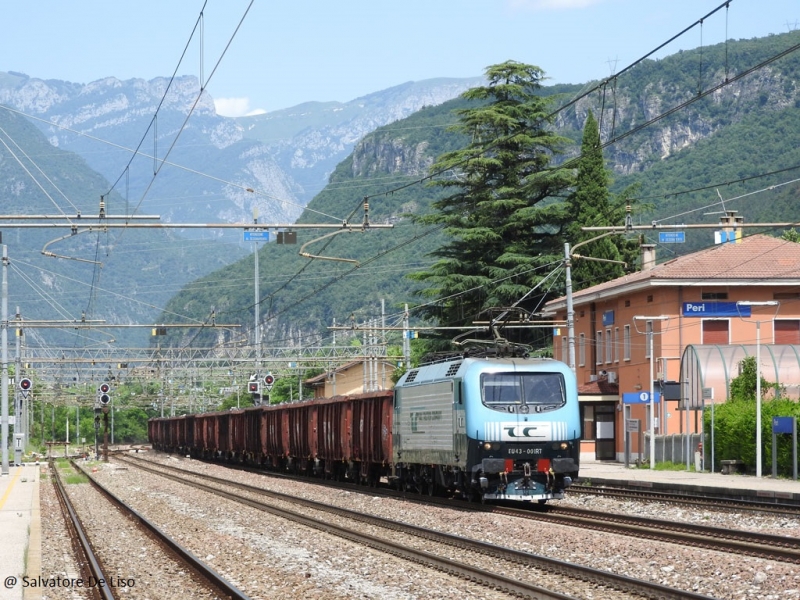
<box><xmin>544</xmin><ymin>230</ymin><xmax>800</xmax><ymax>463</ymax></box>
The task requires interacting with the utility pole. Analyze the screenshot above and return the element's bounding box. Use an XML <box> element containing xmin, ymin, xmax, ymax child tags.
<box><xmin>1</xmin><ymin>243</ymin><xmax>8</xmax><ymax>475</ymax></box>
<box><xmin>253</xmin><ymin>208</ymin><xmax>261</xmax><ymax>381</ymax></box>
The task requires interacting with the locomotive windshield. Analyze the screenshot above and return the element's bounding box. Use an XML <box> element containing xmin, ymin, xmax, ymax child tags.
<box><xmin>481</xmin><ymin>372</ymin><xmax>566</xmax><ymax>412</ymax></box>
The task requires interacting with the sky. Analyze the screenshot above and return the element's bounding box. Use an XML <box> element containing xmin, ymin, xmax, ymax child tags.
<box><xmin>2</xmin><ymin>0</ymin><xmax>798</xmax><ymax>117</ymax></box>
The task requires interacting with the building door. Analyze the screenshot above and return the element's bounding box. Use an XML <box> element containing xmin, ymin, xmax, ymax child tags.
<box><xmin>595</xmin><ymin>404</ymin><xmax>616</xmax><ymax>460</ymax></box>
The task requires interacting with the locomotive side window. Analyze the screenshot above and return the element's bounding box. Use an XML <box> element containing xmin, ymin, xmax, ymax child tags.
<box><xmin>482</xmin><ymin>372</ymin><xmax>566</xmax><ymax>411</ymax></box>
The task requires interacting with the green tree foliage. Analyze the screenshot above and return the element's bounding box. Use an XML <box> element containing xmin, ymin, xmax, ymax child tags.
<box><xmin>704</xmin><ymin>398</ymin><xmax>800</xmax><ymax>476</ymax></box>
<box><xmin>703</xmin><ymin>356</ymin><xmax>789</xmax><ymax>474</ymax></box>
<box><xmin>781</xmin><ymin>228</ymin><xmax>800</xmax><ymax>243</ymax></box>
<box><xmin>219</xmin><ymin>393</ymin><xmax>255</xmax><ymax>411</ymax></box>
<box><xmin>566</xmin><ymin>110</ymin><xmax>640</xmax><ymax>290</ymax></box>
<box><xmin>409</xmin><ymin>61</ymin><xmax>574</xmax><ymax>338</ymax></box>
<box><xmin>728</xmin><ymin>356</ymin><xmax>774</xmax><ymax>402</ymax></box>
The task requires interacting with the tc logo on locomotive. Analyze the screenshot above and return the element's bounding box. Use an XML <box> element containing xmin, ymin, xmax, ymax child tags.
<box><xmin>503</xmin><ymin>425</ymin><xmax>543</xmax><ymax>438</ymax></box>
<box><xmin>487</xmin><ymin>421</ymin><xmax>554</xmax><ymax>441</ymax></box>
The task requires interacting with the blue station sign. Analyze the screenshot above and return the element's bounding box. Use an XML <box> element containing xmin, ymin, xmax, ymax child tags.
<box><xmin>623</xmin><ymin>391</ymin><xmax>661</xmax><ymax>404</ymax></box>
<box><xmin>773</xmin><ymin>416</ymin><xmax>796</xmax><ymax>434</ymax></box>
<box><xmin>244</xmin><ymin>230</ymin><xmax>270</xmax><ymax>242</ymax></box>
<box><xmin>682</xmin><ymin>302</ymin><xmax>750</xmax><ymax>318</ymax></box>
<box><xmin>659</xmin><ymin>231</ymin><xmax>685</xmax><ymax>243</ymax></box>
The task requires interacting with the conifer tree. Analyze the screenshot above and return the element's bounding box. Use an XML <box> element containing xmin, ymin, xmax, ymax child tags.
<box><xmin>410</xmin><ymin>61</ymin><xmax>574</xmax><ymax>334</ymax></box>
<box><xmin>567</xmin><ymin>110</ymin><xmax>639</xmax><ymax>291</ymax></box>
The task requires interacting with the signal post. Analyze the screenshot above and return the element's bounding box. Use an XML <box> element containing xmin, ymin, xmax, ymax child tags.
<box><xmin>95</xmin><ymin>382</ymin><xmax>111</xmax><ymax>461</ymax></box>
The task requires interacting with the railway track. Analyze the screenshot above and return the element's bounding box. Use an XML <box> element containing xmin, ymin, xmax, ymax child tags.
<box><xmin>115</xmin><ymin>453</ymin><xmax>716</xmax><ymax>600</ymax></box>
<box><xmin>50</xmin><ymin>460</ymin><xmax>115</xmax><ymax>600</ymax></box>
<box><xmin>571</xmin><ymin>485</ymin><xmax>800</xmax><ymax>515</ymax></box>
<box><xmin>139</xmin><ymin>451</ymin><xmax>800</xmax><ymax>564</ymax></box>
<box><xmin>52</xmin><ymin>459</ymin><xmax>252</xmax><ymax>600</ymax></box>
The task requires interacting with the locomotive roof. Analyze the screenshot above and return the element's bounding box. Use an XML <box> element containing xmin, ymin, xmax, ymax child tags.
<box><xmin>398</xmin><ymin>356</ymin><xmax>561</xmax><ymax>386</ymax></box>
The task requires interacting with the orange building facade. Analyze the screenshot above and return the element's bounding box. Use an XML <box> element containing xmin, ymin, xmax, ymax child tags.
<box><xmin>544</xmin><ymin>234</ymin><xmax>800</xmax><ymax>462</ymax></box>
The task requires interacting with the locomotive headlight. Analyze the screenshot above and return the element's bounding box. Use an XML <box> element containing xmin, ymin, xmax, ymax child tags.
<box><xmin>483</xmin><ymin>442</ymin><xmax>492</xmax><ymax>451</ymax></box>
<box><xmin>553</xmin><ymin>442</ymin><xmax>569</xmax><ymax>450</ymax></box>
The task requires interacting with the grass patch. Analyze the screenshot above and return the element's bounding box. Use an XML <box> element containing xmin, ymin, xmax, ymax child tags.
<box><xmin>62</xmin><ymin>472</ymin><xmax>89</xmax><ymax>484</ymax></box>
<box><xmin>641</xmin><ymin>461</ymin><xmax>699</xmax><ymax>472</ymax></box>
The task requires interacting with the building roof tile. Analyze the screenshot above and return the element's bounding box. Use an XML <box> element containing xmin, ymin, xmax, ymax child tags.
<box><xmin>551</xmin><ymin>234</ymin><xmax>800</xmax><ymax>308</ymax></box>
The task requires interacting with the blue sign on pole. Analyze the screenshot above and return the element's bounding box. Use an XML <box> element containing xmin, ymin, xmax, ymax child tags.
<box><xmin>682</xmin><ymin>302</ymin><xmax>749</xmax><ymax>318</ymax></box>
<box><xmin>623</xmin><ymin>391</ymin><xmax>661</xmax><ymax>404</ymax></box>
<box><xmin>773</xmin><ymin>416</ymin><xmax>796</xmax><ymax>434</ymax></box>
<box><xmin>244</xmin><ymin>231</ymin><xmax>270</xmax><ymax>242</ymax></box>
<box><xmin>659</xmin><ymin>231</ymin><xmax>685</xmax><ymax>243</ymax></box>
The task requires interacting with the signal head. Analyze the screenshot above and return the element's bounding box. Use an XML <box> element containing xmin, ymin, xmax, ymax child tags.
<box><xmin>19</xmin><ymin>378</ymin><xmax>32</xmax><ymax>391</ymax></box>
<box><xmin>264</xmin><ymin>374</ymin><xmax>275</xmax><ymax>386</ymax></box>
<box><xmin>248</xmin><ymin>381</ymin><xmax>261</xmax><ymax>394</ymax></box>
<box><xmin>99</xmin><ymin>393</ymin><xmax>111</xmax><ymax>405</ymax></box>
<box><xmin>99</xmin><ymin>382</ymin><xmax>111</xmax><ymax>394</ymax></box>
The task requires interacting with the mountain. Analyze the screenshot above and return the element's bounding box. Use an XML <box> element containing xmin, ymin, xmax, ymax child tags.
<box><xmin>0</xmin><ymin>106</ymin><xmax>246</xmax><ymax>348</ymax></box>
<box><xmin>0</xmin><ymin>72</ymin><xmax>482</xmax><ymax>347</ymax></box>
<box><xmin>0</xmin><ymin>73</ymin><xmax>482</xmax><ymax>243</ymax></box>
<box><xmin>158</xmin><ymin>31</ymin><xmax>800</xmax><ymax>348</ymax></box>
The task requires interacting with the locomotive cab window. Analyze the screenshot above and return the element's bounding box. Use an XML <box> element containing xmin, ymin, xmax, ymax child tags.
<box><xmin>481</xmin><ymin>372</ymin><xmax>566</xmax><ymax>412</ymax></box>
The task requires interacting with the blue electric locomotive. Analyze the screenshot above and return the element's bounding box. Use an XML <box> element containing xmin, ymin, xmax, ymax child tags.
<box><xmin>393</xmin><ymin>355</ymin><xmax>580</xmax><ymax>502</ymax></box>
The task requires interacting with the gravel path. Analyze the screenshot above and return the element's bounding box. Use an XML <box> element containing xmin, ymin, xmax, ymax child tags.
<box><xmin>99</xmin><ymin>453</ymin><xmax>800</xmax><ymax>599</ymax></box>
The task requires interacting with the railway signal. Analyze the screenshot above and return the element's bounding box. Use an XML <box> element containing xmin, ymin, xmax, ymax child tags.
<box><xmin>248</xmin><ymin>380</ymin><xmax>261</xmax><ymax>395</ymax></box>
<box><xmin>263</xmin><ymin>374</ymin><xmax>275</xmax><ymax>392</ymax></box>
<box><xmin>98</xmin><ymin>382</ymin><xmax>111</xmax><ymax>405</ymax></box>
<box><xmin>19</xmin><ymin>377</ymin><xmax>32</xmax><ymax>398</ymax></box>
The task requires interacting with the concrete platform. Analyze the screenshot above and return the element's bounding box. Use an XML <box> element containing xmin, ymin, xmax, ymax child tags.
<box><xmin>578</xmin><ymin>459</ymin><xmax>800</xmax><ymax>503</ymax></box>
<box><xmin>0</xmin><ymin>464</ymin><xmax>40</xmax><ymax>600</ymax></box>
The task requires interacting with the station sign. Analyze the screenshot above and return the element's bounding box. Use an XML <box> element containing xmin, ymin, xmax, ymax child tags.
<box><xmin>659</xmin><ymin>231</ymin><xmax>685</xmax><ymax>243</ymax></box>
<box><xmin>244</xmin><ymin>230</ymin><xmax>270</xmax><ymax>242</ymax></box>
<box><xmin>773</xmin><ymin>416</ymin><xmax>796</xmax><ymax>434</ymax></box>
<box><xmin>682</xmin><ymin>302</ymin><xmax>749</xmax><ymax>317</ymax></box>
<box><xmin>623</xmin><ymin>391</ymin><xmax>661</xmax><ymax>404</ymax></box>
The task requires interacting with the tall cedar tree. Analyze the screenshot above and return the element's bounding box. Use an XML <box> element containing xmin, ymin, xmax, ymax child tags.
<box><xmin>409</xmin><ymin>61</ymin><xmax>574</xmax><ymax>343</ymax></box>
<box><xmin>567</xmin><ymin>110</ymin><xmax>640</xmax><ymax>291</ymax></box>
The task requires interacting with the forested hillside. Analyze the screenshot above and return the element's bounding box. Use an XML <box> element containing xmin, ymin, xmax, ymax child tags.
<box><xmin>160</xmin><ymin>30</ymin><xmax>800</xmax><ymax>347</ymax></box>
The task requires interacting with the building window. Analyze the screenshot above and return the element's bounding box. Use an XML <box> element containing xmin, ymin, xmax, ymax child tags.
<box><xmin>613</xmin><ymin>327</ymin><xmax>620</xmax><ymax>363</ymax></box>
<box><xmin>702</xmin><ymin>319</ymin><xmax>729</xmax><ymax>345</ymax></box>
<box><xmin>582</xmin><ymin>405</ymin><xmax>595</xmax><ymax>440</ymax></box>
<box><xmin>605</xmin><ymin>328</ymin><xmax>612</xmax><ymax>364</ymax></box>
<box><xmin>624</xmin><ymin>325</ymin><xmax>631</xmax><ymax>361</ymax></box>
<box><xmin>775</xmin><ymin>320</ymin><xmax>800</xmax><ymax>345</ymax></box>
<box><xmin>579</xmin><ymin>333</ymin><xmax>586</xmax><ymax>367</ymax></box>
<box><xmin>702</xmin><ymin>292</ymin><xmax>728</xmax><ymax>300</ymax></box>
<box><xmin>596</xmin><ymin>331</ymin><xmax>603</xmax><ymax>365</ymax></box>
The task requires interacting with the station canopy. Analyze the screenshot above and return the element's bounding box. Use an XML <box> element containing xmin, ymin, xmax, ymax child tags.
<box><xmin>681</xmin><ymin>345</ymin><xmax>800</xmax><ymax>406</ymax></box>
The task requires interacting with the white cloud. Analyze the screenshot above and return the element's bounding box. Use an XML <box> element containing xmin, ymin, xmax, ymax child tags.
<box><xmin>508</xmin><ymin>0</ymin><xmax>606</xmax><ymax>10</ymax></box>
<box><xmin>214</xmin><ymin>97</ymin><xmax>266</xmax><ymax>117</ymax></box>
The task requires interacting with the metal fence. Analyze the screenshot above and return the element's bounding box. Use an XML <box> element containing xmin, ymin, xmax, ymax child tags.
<box><xmin>644</xmin><ymin>433</ymin><xmax>704</xmax><ymax>466</ymax></box>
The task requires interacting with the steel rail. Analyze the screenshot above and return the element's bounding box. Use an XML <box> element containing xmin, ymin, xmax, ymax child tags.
<box><xmin>571</xmin><ymin>485</ymin><xmax>800</xmax><ymax>515</ymax></box>
<box><xmin>50</xmin><ymin>461</ymin><xmax>116</xmax><ymax>600</ymax></box>
<box><xmin>119</xmin><ymin>454</ymin><xmax>716</xmax><ymax>600</ymax></box>
<box><xmin>69</xmin><ymin>460</ymin><xmax>253</xmax><ymax>600</ymax></box>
